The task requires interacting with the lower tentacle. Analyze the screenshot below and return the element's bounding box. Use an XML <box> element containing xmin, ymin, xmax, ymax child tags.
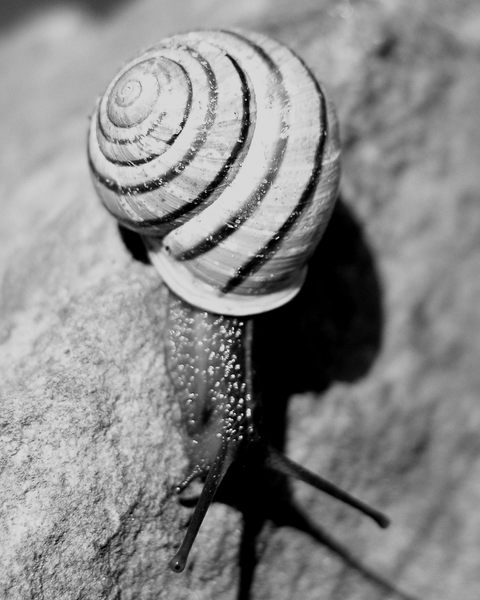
<box><xmin>169</xmin><ymin>440</ymin><xmax>238</xmax><ymax>572</ymax></box>
<box><xmin>265</xmin><ymin>445</ymin><xmax>390</xmax><ymax>529</ymax></box>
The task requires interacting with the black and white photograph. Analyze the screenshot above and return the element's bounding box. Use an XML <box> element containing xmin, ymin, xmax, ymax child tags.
<box><xmin>1</xmin><ymin>1</ymin><xmax>479</xmax><ymax>598</ymax></box>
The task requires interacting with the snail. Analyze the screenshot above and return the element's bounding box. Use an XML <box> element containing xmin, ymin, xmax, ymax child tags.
<box><xmin>87</xmin><ymin>29</ymin><xmax>390</xmax><ymax>573</ymax></box>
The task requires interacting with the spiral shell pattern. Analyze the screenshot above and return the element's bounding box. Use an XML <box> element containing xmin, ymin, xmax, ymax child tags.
<box><xmin>88</xmin><ymin>30</ymin><xmax>340</xmax><ymax>315</ymax></box>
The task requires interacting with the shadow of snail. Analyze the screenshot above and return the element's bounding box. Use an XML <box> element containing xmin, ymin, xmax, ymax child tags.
<box><xmin>88</xmin><ymin>29</ymin><xmax>416</xmax><ymax>600</ymax></box>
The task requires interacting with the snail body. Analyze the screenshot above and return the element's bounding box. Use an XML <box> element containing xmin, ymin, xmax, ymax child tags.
<box><xmin>88</xmin><ymin>29</ymin><xmax>389</xmax><ymax>573</ymax></box>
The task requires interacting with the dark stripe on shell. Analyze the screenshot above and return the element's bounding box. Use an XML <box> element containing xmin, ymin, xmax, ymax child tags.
<box><xmin>174</xmin><ymin>32</ymin><xmax>288</xmax><ymax>261</ymax></box>
<box><xmin>97</xmin><ymin>61</ymin><xmax>191</xmax><ymax>151</ymax></box>
<box><xmin>125</xmin><ymin>54</ymin><xmax>252</xmax><ymax>228</ymax></box>
<box><xmin>100</xmin><ymin>109</ymin><xmax>187</xmax><ymax>166</ymax></box>
<box><xmin>221</xmin><ymin>65</ymin><xmax>329</xmax><ymax>295</ymax></box>
<box><xmin>89</xmin><ymin>48</ymin><xmax>217</xmax><ymax>198</ymax></box>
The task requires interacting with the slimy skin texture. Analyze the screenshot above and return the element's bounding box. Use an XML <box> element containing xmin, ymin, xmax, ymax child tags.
<box><xmin>165</xmin><ymin>291</ymin><xmax>260</xmax><ymax>571</ymax></box>
<box><xmin>165</xmin><ymin>292</ymin><xmax>256</xmax><ymax>483</ymax></box>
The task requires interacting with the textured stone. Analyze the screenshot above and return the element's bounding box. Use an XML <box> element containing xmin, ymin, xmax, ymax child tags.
<box><xmin>1</xmin><ymin>1</ymin><xmax>479</xmax><ymax>599</ymax></box>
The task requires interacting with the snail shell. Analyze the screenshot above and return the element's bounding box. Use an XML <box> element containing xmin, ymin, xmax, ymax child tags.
<box><xmin>88</xmin><ymin>29</ymin><xmax>340</xmax><ymax>315</ymax></box>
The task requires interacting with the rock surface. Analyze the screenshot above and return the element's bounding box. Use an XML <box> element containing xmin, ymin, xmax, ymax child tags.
<box><xmin>1</xmin><ymin>1</ymin><xmax>480</xmax><ymax>599</ymax></box>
